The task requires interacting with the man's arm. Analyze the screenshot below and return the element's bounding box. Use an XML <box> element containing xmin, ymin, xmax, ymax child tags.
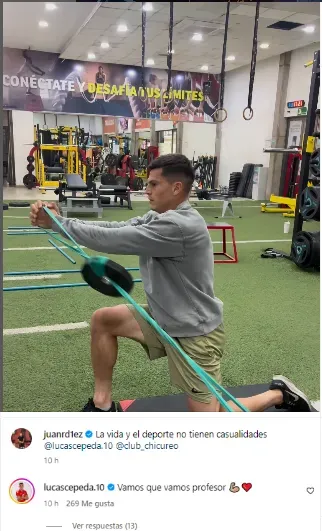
<box><xmin>61</xmin><ymin>216</ymin><xmax>149</xmax><ymax>229</ymax></box>
<box><xmin>52</xmin><ymin>216</ymin><xmax>184</xmax><ymax>257</ymax></box>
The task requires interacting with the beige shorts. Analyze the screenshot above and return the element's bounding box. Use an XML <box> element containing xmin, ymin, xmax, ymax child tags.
<box><xmin>128</xmin><ymin>304</ymin><xmax>225</xmax><ymax>404</ymax></box>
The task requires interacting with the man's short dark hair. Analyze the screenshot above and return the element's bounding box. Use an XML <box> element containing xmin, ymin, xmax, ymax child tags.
<box><xmin>148</xmin><ymin>154</ymin><xmax>195</xmax><ymax>194</ymax></box>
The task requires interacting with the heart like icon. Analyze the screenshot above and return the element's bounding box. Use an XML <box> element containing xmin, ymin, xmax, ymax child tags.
<box><xmin>242</xmin><ymin>482</ymin><xmax>252</xmax><ymax>492</ymax></box>
<box><xmin>307</xmin><ymin>487</ymin><xmax>314</xmax><ymax>494</ymax></box>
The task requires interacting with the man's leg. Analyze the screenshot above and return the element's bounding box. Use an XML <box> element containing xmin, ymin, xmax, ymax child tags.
<box><xmin>83</xmin><ymin>305</ymin><xmax>145</xmax><ymax>412</ymax></box>
<box><xmin>188</xmin><ymin>376</ymin><xmax>312</xmax><ymax>413</ymax></box>
<box><xmin>218</xmin><ymin>390</ymin><xmax>283</xmax><ymax>412</ymax></box>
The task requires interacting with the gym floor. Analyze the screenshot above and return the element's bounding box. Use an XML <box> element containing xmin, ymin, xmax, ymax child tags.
<box><xmin>3</xmin><ymin>194</ymin><xmax>320</xmax><ymax>412</ymax></box>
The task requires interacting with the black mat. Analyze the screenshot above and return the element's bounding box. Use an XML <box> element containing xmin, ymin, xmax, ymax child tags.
<box><xmin>122</xmin><ymin>383</ymin><xmax>315</xmax><ymax>412</ymax></box>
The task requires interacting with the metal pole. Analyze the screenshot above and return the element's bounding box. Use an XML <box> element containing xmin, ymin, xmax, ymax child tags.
<box><xmin>292</xmin><ymin>49</ymin><xmax>320</xmax><ymax>241</ymax></box>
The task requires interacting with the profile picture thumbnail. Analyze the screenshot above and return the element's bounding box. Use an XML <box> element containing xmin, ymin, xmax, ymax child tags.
<box><xmin>11</xmin><ymin>428</ymin><xmax>32</xmax><ymax>449</ymax></box>
<box><xmin>9</xmin><ymin>478</ymin><xmax>35</xmax><ymax>504</ymax></box>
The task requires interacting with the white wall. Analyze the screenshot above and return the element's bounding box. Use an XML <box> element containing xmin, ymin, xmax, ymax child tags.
<box><xmin>285</xmin><ymin>43</ymin><xmax>320</xmax><ymax>117</ymax></box>
<box><xmin>181</xmin><ymin>122</ymin><xmax>217</xmax><ymax>160</ymax></box>
<box><xmin>155</xmin><ymin>120</ymin><xmax>174</xmax><ymax>131</ymax></box>
<box><xmin>218</xmin><ymin>55</ymin><xmax>280</xmax><ymax>186</ymax></box>
<box><xmin>12</xmin><ymin>110</ymin><xmax>34</xmax><ymax>186</ymax></box>
<box><xmin>33</xmin><ymin>113</ymin><xmax>103</xmax><ymax>135</ymax></box>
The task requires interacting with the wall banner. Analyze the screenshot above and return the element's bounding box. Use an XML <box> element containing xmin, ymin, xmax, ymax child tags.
<box><xmin>3</xmin><ymin>48</ymin><xmax>220</xmax><ymax>123</ymax></box>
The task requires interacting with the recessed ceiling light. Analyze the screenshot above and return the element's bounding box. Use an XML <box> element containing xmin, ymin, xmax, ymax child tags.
<box><xmin>303</xmin><ymin>25</ymin><xmax>315</xmax><ymax>33</ymax></box>
<box><xmin>88</xmin><ymin>53</ymin><xmax>96</xmax><ymax>60</ymax></box>
<box><xmin>146</xmin><ymin>58</ymin><xmax>155</xmax><ymax>66</ymax></box>
<box><xmin>192</xmin><ymin>33</ymin><xmax>203</xmax><ymax>42</ymax></box>
<box><xmin>45</xmin><ymin>3</ymin><xmax>57</xmax><ymax>10</ymax></box>
<box><xmin>38</xmin><ymin>20</ymin><xmax>49</xmax><ymax>28</ymax></box>
<box><xmin>260</xmin><ymin>43</ymin><xmax>270</xmax><ymax>49</ymax></box>
<box><xmin>117</xmin><ymin>24</ymin><xmax>128</xmax><ymax>33</ymax></box>
<box><xmin>227</xmin><ymin>55</ymin><xmax>235</xmax><ymax>61</ymax></box>
<box><xmin>143</xmin><ymin>2</ymin><xmax>153</xmax><ymax>11</ymax></box>
<box><xmin>101</xmin><ymin>42</ymin><xmax>109</xmax><ymax>49</ymax></box>
<box><xmin>201</xmin><ymin>65</ymin><xmax>208</xmax><ymax>71</ymax></box>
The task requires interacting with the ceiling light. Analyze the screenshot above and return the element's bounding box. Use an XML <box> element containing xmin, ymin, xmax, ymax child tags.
<box><xmin>146</xmin><ymin>58</ymin><xmax>155</xmax><ymax>66</ymax></box>
<box><xmin>127</xmin><ymin>69</ymin><xmax>136</xmax><ymax>78</ymax></box>
<box><xmin>45</xmin><ymin>3</ymin><xmax>57</xmax><ymax>10</ymax></box>
<box><xmin>143</xmin><ymin>3</ymin><xmax>153</xmax><ymax>11</ymax></box>
<box><xmin>101</xmin><ymin>42</ymin><xmax>110</xmax><ymax>49</ymax></box>
<box><xmin>201</xmin><ymin>65</ymin><xmax>208</xmax><ymax>71</ymax></box>
<box><xmin>74</xmin><ymin>65</ymin><xmax>83</xmax><ymax>72</ymax></box>
<box><xmin>227</xmin><ymin>55</ymin><xmax>235</xmax><ymax>61</ymax></box>
<box><xmin>260</xmin><ymin>43</ymin><xmax>270</xmax><ymax>49</ymax></box>
<box><xmin>303</xmin><ymin>25</ymin><xmax>315</xmax><ymax>33</ymax></box>
<box><xmin>117</xmin><ymin>24</ymin><xmax>128</xmax><ymax>33</ymax></box>
<box><xmin>88</xmin><ymin>53</ymin><xmax>96</xmax><ymax>60</ymax></box>
<box><xmin>38</xmin><ymin>20</ymin><xmax>49</xmax><ymax>28</ymax></box>
<box><xmin>192</xmin><ymin>33</ymin><xmax>203</xmax><ymax>42</ymax></box>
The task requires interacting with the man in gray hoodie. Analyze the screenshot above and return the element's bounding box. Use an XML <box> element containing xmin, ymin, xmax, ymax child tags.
<box><xmin>30</xmin><ymin>154</ymin><xmax>312</xmax><ymax>413</ymax></box>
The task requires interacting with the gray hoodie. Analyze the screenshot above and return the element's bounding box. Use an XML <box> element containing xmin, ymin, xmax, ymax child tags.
<box><xmin>53</xmin><ymin>200</ymin><xmax>223</xmax><ymax>337</ymax></box>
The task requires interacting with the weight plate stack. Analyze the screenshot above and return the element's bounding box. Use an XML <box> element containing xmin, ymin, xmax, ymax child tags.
<box><xmin>291</xmin><ymin>231</ymin><xmax>320</xmax><ymax>269</ymax></box>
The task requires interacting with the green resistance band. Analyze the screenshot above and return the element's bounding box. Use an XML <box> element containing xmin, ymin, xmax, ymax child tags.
<box><xmin>42</xmin><ymin>207</ymin><xmax>249</xmax><ymax>412</ymax></box>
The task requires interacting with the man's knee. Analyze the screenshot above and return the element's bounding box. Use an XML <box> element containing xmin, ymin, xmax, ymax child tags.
<box><xmin>91</xmin><ymin>305</ymin><xmax>127</xmax><ymax>334</ymax></box>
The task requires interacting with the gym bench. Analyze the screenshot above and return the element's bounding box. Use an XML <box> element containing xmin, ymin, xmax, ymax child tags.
<box><xmin>58</xmin><ymin>174</ymin><xmax>102</xmax><ymax>218</ymax></box>
<box><xmin>98</xmin><ymin>185</ymin><xmax>133</xmax><ymax>210</ymax></box>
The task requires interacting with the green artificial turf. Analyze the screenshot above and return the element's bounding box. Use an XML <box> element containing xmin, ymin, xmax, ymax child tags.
<box><xmin>3</xmin><ymin>202</ymin><xmax>320</xmax><ymax>411</ymax></box>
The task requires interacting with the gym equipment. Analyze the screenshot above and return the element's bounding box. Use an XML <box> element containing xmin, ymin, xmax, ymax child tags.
<box><xmin>8</xmin><ymin>202</ymin><xmax>30</xmax><ymax>208</ymax></box>
<box><xmin>4</xmin><ymin>267</ymin><xmax>140</xmax><ymax>276</ymax></box>
<box><xmin>243</xmin><ymin>2</ymin><xmax>260</xmax><ymax>120</ymax></box>
<box><xmin>58</xmin><ymin>174</ymin><xmax>103</xmax><ymax>218</ymax></box>
<box><xmin>40</xmin><ymin>206</ymin><xmax>248</xmax><ymax>413</ymax></box>
<box><xmin>7</xmin><ymin>231</ymin><xmax>59</xmax><ymax>236</ymax></box>
<box><xmin>291</xmin><ymin>231</ymin><xmax>320</xmax><ymax>270</ymax></box>
<box><xmin>119</xmin><ymin>383</ymin><xmax>317</xmax><ymax>413</ymax></box>
<box><xmin>236</xmin><ymin>164</ymin><xmax>255</xmax><ymax>198</ymax></box>
<box><xmin>29</xmin><ymin>125</ymin><xmax>88</xmax><ymax>191</ymax></box>
<box><xmin>193</xmin><ymin>156</ymin><xmax>217</xmax><ymax>189</ymax></box>
<box><xmin>264</xmin><ymin>50</ymin><xmax>321</xmax><ymax>271</ymax></box>
<box><xmin>214</xmin><ymin>0</ymin><xmax>230</xmax><ymax>122</ymax></box>
<box><xmin>98</xmin><ymin>186</ymin><xmax>133</xmax><ymax>210</ymax></box>
<box><xmin>300</xmin><ymin>186</ymin><xmax>320</xmax><ymax>221</ymax></box>
<box><xmin>309</xmin><ymin>148</ymin><xmax>320</xmax><ymax>179</ymax></box>
<box><xmin>3</xmin><ymin>280</ymin><xmax>142</xmax><ymax>293</ymax></box>
<box><xmin>261</xmin><ymin>195</ymin><xmax>296</xmax><ymax>217</ymax></box>
<box><xmin>82</xmin><ymin>257</ymin><xmax>134</xmax><ymax>298</ymax></box>
<box><xmin>48</xmin><ymin>238</ymin><xmax>76</xmax><ymax>265</ymax></box>
<box><xmin>261</xmin><ymin>148</ymin><xmax>304</xmax><ymax>215</ymax></box>
<box><xmin>208</xmin><ymin>224</ymin><xmax>238</xmax><ymax>263</ymax></box>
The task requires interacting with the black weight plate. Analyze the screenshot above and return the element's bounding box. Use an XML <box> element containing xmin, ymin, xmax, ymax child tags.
<box><xmin>9</xmin><ymin>202</ymin><xmax>31</xmax><ymax>207</ymax></box>
<box><xmin>133</xmin><ymin>177</ymin><xmax>144</xmax><ymax>191</ymax></box>
<box><xmin>101</xmin><ymin>173</ymin><xmax>116</xmax><ymax>186</ymax></box>
<box><xmin>300</xmin><ymin>186</ymin><xmax>320</xmax><ymax>221</ymax></box>
<box><xmin>291</xmin><ymin>232</ymin><xmax>313</xmax><ymax>268</ymax></box>
<box><xmin>27</xmin><ymin>164</ymin><xmax>35</xmax><ymax>172</ymax></box>
<box><xmin>309</xmin><ymin>149</ymin><xmax>320</xmax><ymax>178</ymax></box>
<box><xmin>3</xmin><ymin>203</ymin><xmax>9</xmax><ymax>210</ymax></box>
<box><xmin>23</xmin><ymin>174</ymin><xmax>37</xmax><ymax>189</ymax></box>
<box><xmin>27</xmin><ymin>155</ymin><xmax>35</xmax><ymax>163</ymax></box>
<box><xmin>81</xmin><ymin>257</ymin><xmax>134</xmax><ymax>298</ymax></box>
<box><xmin>105</xmin><ymin>153</ymin><xmax>118</xmax><ymax>167</ymax></box>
